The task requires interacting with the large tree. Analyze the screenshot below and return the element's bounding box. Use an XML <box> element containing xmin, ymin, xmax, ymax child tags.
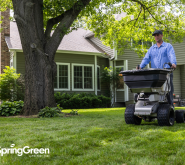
<box><xmin>0</xmin><ymin>0</ymin><xmax>185</xmax><ymax>115</ymax></box>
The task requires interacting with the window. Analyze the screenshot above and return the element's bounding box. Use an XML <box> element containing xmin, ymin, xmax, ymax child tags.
<box><xmin>54</xmin><ymin>63</ymin><xmax>70</xmax><ymax>91</ymax></box>
<box><xmin>74</xmin><ymin>66</ymin><xmax>83</xmax><ymax>89</ymax></box>
<box><xmin>72</xmin><ymin>64</ymin><xmax>94</xmax><ymax>91</ymax></box>
<box><xmin>84</xmin><ymin>66</ymin><xmax>93</xmax><ymax>88</ymax></box>
<box><xmin>131</xmin><ymin>39</ymin><xmax>152</xmax><ymax>49</ymax></box>
<box><xmin>116</xmin><ymin>66</ymin><xmax>124</xmax><ymax>90</ymax></box>
<box><xmin>97</xmin><ymin>66</ymin><xmax>100</xmax><ymax>90</ymax></box>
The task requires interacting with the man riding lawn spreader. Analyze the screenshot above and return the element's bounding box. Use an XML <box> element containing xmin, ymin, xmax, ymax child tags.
<box><xmin>120</xmin><ymin>30</ymin><xmax>185</xmax><ymax>126</ymax></box>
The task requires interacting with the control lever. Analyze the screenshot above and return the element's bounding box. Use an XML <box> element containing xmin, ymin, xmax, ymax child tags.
<box><xmin>136</xmin><ymin>65</ymin><xmax>140</xmax><ymax>69</ymax></box>
<box><xmin>163</xmin><ymin>62</ymin><xmax>172</xmax><ymax>69</ymax></box>
<box><xmin>167</xmin><ymin>62</ymin><xmax>172</xmax><ymax>67</ymax></box>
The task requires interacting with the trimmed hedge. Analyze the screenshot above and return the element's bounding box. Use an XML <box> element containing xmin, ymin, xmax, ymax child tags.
<box><xmin>54</xmin><ymin>93</ymin><xmax>111</xmax><ymax>109</ymax></box>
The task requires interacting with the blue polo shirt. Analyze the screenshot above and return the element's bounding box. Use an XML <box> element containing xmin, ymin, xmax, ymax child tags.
<box><xmin>140</xmin><ymin>41</ymin><xmax>177</xmax><ymax>69</ymax></box>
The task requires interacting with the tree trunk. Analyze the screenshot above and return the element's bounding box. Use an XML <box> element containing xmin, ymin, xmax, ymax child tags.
<box><xmin>23</xmin><ymin>48</ymin><xmax>57</xmax><ymax>115</ymax></box>
<box><xmin>18</xmin><ymin>26</ymin><xmax>57</xmax><ymax>116</ymax></box>
<box><xmin>12</xmin><ymin>0</ymin><xmax>57</xmax><ymax>115</ymax></box>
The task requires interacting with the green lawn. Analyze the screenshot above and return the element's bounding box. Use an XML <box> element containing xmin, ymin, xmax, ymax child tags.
<box><xmin>0</xmin><ymin>107</ymin><xmax>185</xmax><ymax>165</ymax></box>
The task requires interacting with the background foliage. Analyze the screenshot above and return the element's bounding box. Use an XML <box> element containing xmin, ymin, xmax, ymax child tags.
<box><xmin>85</xmin><ymin>0</ymin><xmax>185</xmax><ymax>56</ymax></box>
<box><xmin>100</xmin><ymin>66</ymin><xmax>123</xmax><ymax>106</ymax></box>
<box><xmin>0</xmin><ymin>66</ymin><xmax>25</xmax><ymax>101</ymax></box>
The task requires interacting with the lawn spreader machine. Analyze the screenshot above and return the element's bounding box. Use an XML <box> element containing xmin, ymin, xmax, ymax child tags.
<box><xmin>120</xmin><ymin>62</ymin><xmax>185</xmax><ymax>126</ymax></box>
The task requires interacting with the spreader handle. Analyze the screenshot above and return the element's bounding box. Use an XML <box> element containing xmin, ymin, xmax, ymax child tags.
<box><xmin>163</xmin><ymin>62</ymin><xmax>172</xmax><ymax>69</ymax></box>
<box><xmin>168</xmin><ymin>62</ymin><xmax>172</xmax><ymax>67</ymax></box>
<box><xmin>136</xmin><ymin>65</ymin><xmax>140</xmax><ymax>69</ymax></box>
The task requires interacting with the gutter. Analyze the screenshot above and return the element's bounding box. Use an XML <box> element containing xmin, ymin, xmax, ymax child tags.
<box><xmin>9</xmin><ymin>48</ymin><xmax>109</xmax><ymax>58</ymax></box>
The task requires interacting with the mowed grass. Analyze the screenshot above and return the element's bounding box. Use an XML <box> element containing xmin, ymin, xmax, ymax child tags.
<box><xmin>0</xmin><ymin>107</ymin><xmax>185</xmax><ymax>165</ymax></box>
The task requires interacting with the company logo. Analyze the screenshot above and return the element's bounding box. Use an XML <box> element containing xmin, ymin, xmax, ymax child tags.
<box><xmin>0</xmin><ymin>144</ymin><xmax>50</xmax><ymax>157</ymax></box>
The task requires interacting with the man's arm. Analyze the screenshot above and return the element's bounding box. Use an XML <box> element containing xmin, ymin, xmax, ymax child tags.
<box><xmin>139</xmin><ymin>48</ymin><xmax>151</xmax><ymax>69</ymax></box>
<box><xmin>167</xmin><ymin>44</ymin><xmax>177</xmax><ymax>69</ymax></box>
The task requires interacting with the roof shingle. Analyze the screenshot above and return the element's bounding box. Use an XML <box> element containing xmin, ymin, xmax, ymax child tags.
<box><xmin>5</xmin><ymin>22</ymin><xmax>106</xmax><ymax>55</ymax></box>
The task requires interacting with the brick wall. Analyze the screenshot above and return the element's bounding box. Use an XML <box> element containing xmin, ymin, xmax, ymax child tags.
<box><xmin>0</xmin><ymin>9</ymin><xmax>10</xmax><ymax>74</ymax></box>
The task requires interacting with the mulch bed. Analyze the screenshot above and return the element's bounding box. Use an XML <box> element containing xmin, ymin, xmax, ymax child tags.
<box><xmin>0</xmin><ymin>113</ymin><xmax>80</xmax><ymax>118</ymax></box>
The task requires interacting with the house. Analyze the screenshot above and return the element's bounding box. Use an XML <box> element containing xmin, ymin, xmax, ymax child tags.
<box><xmin>1</xmin><ymin>9</ymin><xmax>185</xmax><ymax>106</ymax></box>
<box><xmin>0</xmin><ymin>9</ymin><xmax>111</xmax><ymax>103</ymax></box>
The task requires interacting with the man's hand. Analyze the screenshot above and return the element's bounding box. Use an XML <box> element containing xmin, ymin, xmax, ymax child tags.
<box><xmin>136</xmin><ymin>65</ymin><xmax>141</xmax><ymax>69</ymax></box>
<box><xmin>171</xmin><ymin>63</ymin><xmax>176</xmax><ymax>69</ymax></box>
<box><xmin>136</xmin><ymin>66</ymin><xmax>141</xmax><ymax>69</ymax></box>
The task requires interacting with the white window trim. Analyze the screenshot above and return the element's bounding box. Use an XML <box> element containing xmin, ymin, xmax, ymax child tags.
<box><xmin>13</xmin><ymin>51</ymin><xmax>17</xmax><ymax>72</ymax></box>
<box><xmin>54</xmin><ymin>62</ymin><xmax>70</xmax><ymax>91</ymax></box>
<box><xmin>115</xmin><ymin>65</ymin><xmax>124</xmax><ymax>92</ymax></box>
<box><xmin>72</xmin><ymin>63</ymin><xmax>94</xmax><ymax>91</ymax></box>
<box><xmin>97</xmin><ymin>65</ymin><xmax>101</xmax><ymax>91</ymax></box>
<box><xmin>10</xmin><ymin>51</ymin><xmax>14</xmax><ymax>69</ymax></box>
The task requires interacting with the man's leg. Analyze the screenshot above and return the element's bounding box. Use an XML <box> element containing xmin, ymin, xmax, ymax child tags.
<box><xmin>167</xmin><ymin>73</ymin><xmax>174</xmax><ymax>107</ymax></box>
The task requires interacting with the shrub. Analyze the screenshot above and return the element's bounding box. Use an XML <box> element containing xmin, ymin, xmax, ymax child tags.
<box><xmin>91</xmin><ymin>97</ymin><xmax>102</xmax><ymax>108</ymax></box>
<box><xmin>100</xmin><ymin>66</ymin><xmax>123</xmax><ymax>104</ymax></box>
<box><xmin>0</xmin><ymin>66</ymin><xmax>25</xmax><ymax>101</ymax></box>
<box><xmin>98</xmin><ymin>95</ymin><xmax>111</xmax><ymax>108</ymax></box>
<box><xmin>38</xmin><ymin>105</ymin><xmax>63</xmax><ymax>118</ymax></box>
<box><xmin>68</xmin><ymin>95</ymin><xmax>82</xmax><ymax>109</ymax></box>
<box><xmin>0</xmin><ymin>100</ymin><xmax>24</xmax><ymax>116</ymax></box>
<box><xmin>54</xmin><ymin>92</ymin><xmax>111</xmax><ymax>109</ymax></box>
<box><xmin>81</xmin><ymin>96</ymin><xmax>92</xmax><ymax>108</ymax></box>
<box><xmin>69</xmin><ymin>109</ymin><xmax>78</xmax><ymax>115</ymax></box>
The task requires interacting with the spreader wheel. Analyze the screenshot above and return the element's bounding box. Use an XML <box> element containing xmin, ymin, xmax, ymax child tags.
<box><xmin>175</xmin><ymin>110</ymin><xmax>185</xmax><ymax>123</ymax></box>
<box><xmin>125</xmin><ymin>104</ymin><xmax>142</xmax><ymax>125</ymax></box>
<box><xmin>157</xmin><ymin>104</ymin><xmax>174</xmax><ymax>126</ymax></box>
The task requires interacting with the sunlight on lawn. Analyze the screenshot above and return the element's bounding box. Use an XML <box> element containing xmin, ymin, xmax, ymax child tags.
<box><xmin>63</xmin><ymin>106</ymin><xmax>185</xmax><ymax>113</ymax></box>
<box><xmin>63</xmin><ymin>107</ymin><xmax>125</xmax><ymax>113</ymax></box>
<box><xmin>0</xmin><ymin>107</ymin><xmax>185</xmax><ymax>164</ymax></box>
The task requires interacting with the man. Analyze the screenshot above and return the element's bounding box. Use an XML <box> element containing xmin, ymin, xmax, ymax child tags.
<box><xmin>137</xmin><ymin>30</ymin><xmax>177</xmax><ymax>107</ymax></box>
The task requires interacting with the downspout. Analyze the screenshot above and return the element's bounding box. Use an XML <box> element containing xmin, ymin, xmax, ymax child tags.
<box><xmin>95</xmin><ymin>55</ymin><xmax>97</xmax><ymax>95</ymax></box>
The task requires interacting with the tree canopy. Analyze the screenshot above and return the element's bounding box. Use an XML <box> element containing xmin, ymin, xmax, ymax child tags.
<box><xmin>1</xmin><ymin>0</ymin><xmax>185</xmax><ymax>57</ymax></box>
<box><xmin>85</xmin><ymin>0</ymin><xmax>185</xmax><ymax>56</ymax></box>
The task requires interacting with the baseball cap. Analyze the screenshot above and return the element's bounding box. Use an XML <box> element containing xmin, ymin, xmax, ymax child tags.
<box><xmin>152</xmin><ymin>30</ymin><xmax>163</xmax><ymax>36</ymax></box>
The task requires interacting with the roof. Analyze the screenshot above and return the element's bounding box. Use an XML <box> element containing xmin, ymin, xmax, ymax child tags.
<box><xmin>5</xmin><ymin>21</ymin><xmax>109</xmax><ymax>58</ymax></box>
<box><xmin>83</xmin><ymin>13</ymin><xmax>127</xmax><ymax>58</ymax></box>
